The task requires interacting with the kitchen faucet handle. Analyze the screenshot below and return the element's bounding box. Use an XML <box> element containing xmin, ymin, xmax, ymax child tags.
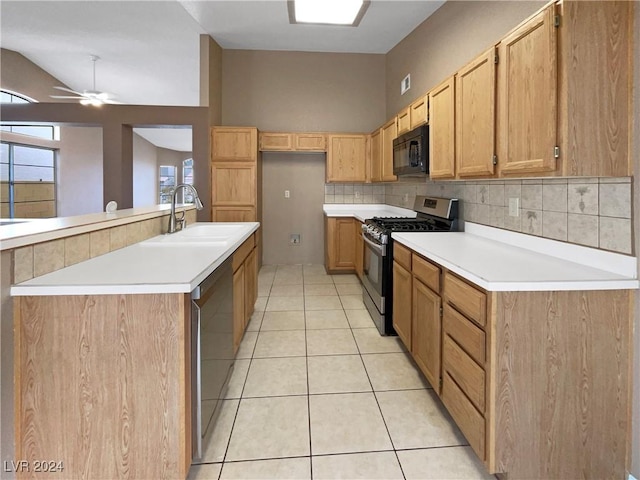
<box><xmin>175</xmin><ymin>210</ymin><xmax>186</xmax><ymax>231</ymax></box>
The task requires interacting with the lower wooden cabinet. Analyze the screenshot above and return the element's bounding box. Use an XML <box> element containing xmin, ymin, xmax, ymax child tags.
<box><xmin>232</xmin><ymin>232</ymin><xmax>259</xmax><ymax>352</ymax></box>
<box><xmin>392</xmin><ymin>260</ymin><xmax>412</xmax><ymax>348</ymax></box>
<box><xmin>325</xmin><ymin>216</ymin><xmax>356</xmax><ymax>273</ymax></box>
<box><xmin>233</xmin><ymin>263</ymin><xmax>245</xmax><ymax>351</ymax></box>
<box><xmin>391</xmin><ymin>241</ymin><xmax>632</xmax><ymax>478</ymax></box>
<box><xmin>355</xmin><ymin>220</ymin><xmax>364</xmax><ymax>279</ymax></box>
<box><xmin>412</xmin><ymin>278</ymin><xmax>442</xmax><ymax>393</ymax></box>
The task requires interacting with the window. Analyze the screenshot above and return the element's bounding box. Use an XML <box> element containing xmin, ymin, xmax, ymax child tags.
<box><xmin>182</xmin><ymin>158</ymin><xmax>194</xmax><ymax>203</ymax></box>
<box><xmin>1</xmin><ymin>90</ymin><xmax>58</xmax><ymax>219</ymax></box>
<box><xmin>1</xmin><ymin>142</ymin><xmax>57</xmax><ymax>218</ymax></box>
<box><xmin>159</xmin><ymin>165</ymin><xmax>176</xmax><ymax>204</ymax></box>
<box><xmin>1</xmin><ymin>90</ymin><xmax>58</xmax><ymax>140</ymax></box>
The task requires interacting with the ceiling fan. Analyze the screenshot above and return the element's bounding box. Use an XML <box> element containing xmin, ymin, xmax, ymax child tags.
<box><xmin>50</xmin><ymin>55</ymin><xmax>122</xmax><ymax>106</ymax></box>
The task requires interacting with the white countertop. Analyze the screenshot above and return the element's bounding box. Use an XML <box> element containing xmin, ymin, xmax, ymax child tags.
<box><xmin>323</xmin><ymin>204</ymin><xmax>416</xmax><ymax>222</ymax></box>
<box><xmin>1</xmin><ymin>204</ymin><xmax>196</xmax><ymax>251</ymax></box>
<box><xmin>11</xmin><ymin>222</ymin><xmax>260</xmax><ymax>296</ymax></box>
<box><xmin>393</xmin><ymin>223</ymin><xmax>638</xmax><ymax>292</ymax></box>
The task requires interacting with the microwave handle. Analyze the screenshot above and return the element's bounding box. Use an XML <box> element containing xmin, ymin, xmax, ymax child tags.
<box><xmin>409</xmin><ymin>140</ymin><xmax>420</xmax><ymax>167</ymax></box>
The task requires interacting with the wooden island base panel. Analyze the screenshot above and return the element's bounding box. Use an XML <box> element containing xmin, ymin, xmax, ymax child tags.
<box><xmin>14</xmin><ymin>293</ymin><xmax>192</xmax><ymax>480</ymax></box>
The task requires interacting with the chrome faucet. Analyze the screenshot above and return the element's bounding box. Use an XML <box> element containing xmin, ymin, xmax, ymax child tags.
<box><xmin>168</xmin><ymin>184</ymin><xmax>204</xmax><ymax>233</ymax></box>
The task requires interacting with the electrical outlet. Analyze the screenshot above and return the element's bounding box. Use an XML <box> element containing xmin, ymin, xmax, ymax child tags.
<box><xmin>290</xmin><ymin>234</ymin><xmax>301</xmax><ymax>245</ymax></box>
<box><xmin>354</xmin><ymin>191</ymin><xmax>360</xmax><ymax>199</ymax></box>
<box><xmin>284</xmin><ymin>190</ymin><xmax>290</xmax><ymax>198</ymax></box>
<box><xmin>508</xmin><ymin>197</ymin><xmax>520</xmax><ymax>217</ymax></box>
<box><xmin>403</xmin><ymin>193</ymin><xmax>409</xmax><ymax>204</ymax></box>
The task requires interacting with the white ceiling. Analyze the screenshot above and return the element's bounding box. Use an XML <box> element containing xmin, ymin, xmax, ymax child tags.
<box><xmin>0</xmin><ymin>0</ymin><xmax>445</xmax><ymax>151</ymax></box>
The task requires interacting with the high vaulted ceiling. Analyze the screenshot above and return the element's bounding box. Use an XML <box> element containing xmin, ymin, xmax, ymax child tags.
<box><xmin>0</xmin><ymin>0</ymin><xmax>445</xmax><ymax>150</ymax></box>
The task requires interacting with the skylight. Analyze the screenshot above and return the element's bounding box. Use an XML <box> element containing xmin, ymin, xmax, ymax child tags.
<box><xmin>289</xmin><ymin>0</ymin><xmax>370</xmax><ymax>27</ymax></box>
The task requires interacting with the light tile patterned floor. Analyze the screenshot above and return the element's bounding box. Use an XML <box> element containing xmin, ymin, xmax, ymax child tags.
<box><xmin>188</xmin><ymin>264</ymin><xmax>494</xmax><ymax>480</ymax></box>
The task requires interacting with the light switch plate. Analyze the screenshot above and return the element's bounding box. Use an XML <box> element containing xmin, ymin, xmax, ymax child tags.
<box><xmin>508</xmin><ymin>197</ymin><xmax>520</xmax><ymax>217</ymax></box>
<box><xmin>284</xmin><ymin>190</ymin><xmax>290</xmax><ymax>198</ymax></box>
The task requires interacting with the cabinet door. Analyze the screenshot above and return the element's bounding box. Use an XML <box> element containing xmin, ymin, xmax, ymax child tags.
<box><xmin>244</xmin><ymin>248</ymin><xmax>257</xmax><ymax>327</ymax></box>
<box><xmin>497</xmin><ymin>4</ymin><xmax>557</xmax><ymax>175</ymax></box>
<box><xmin>392</xmin><ymin>261</ymin><xmax>412</xmax><ymax>351</ymax></box>
<box><xmin>259</xmin><ymin>133</ymin><xmax>293</xmax><ymax>151</ymax></box>
<box><xmin>326</xmin><ymin>135</ymin><xmax>367</xmax><ymax>182</ymax></box>
<box><xmin>212</xmin><ymin>207</ymin><xmax>256</xmax><ymax>222</ymax></box>
<box><xmin>355</xmin><ymin>222</ymin><xmax>364</xmax><ymax>279</ymax></box>
<box><xmin>370</xmin><ymin>129</ymin><xmax>382</xmax><ymax>183</ymax></box>
<box><xmin>412</xmin><ymin>278</ymin><xmax>442</xmax><ymax>394</ymax></box>
<box><xmin>211</xmin><ymin>163</ymin><xmax>256</xmax><ymax>206</ymax></box>
<box><xmin>295</xmin><ymin>133</ymin><xmax>326</xmax><ymax>151</ymax></box>
<box><xmin>233</xmin><ymin>263</ymin><xmax>245</xmax><ymax>352</ymax></box>
<box><xmin>429</xmin><ymin>77</ymin><xmax>456</xmax><ymax>179</ymax></box>
<box><xmin>212</xmin><ymin>127</ymin><xmax>257</xmax><ymax>162</ymax></box>
<box><xmin>380</xmin><ymin>119</ymin><xmax>398</xmax><ymax>182</ymax></box>
<box><xmin>456</xmin><ymin>48</ymin><xmax>497</xmax><ymax>177</ymax></box>
<box><xmin>397</xmin><ymin>108</ymin><xmax>411</xmax><ymax>135</ymax></box>
<box><xmin>410</xmin><ymin>95</ymin><xmax>428</xmax><ymax>129</ymax></box>
<box><xmin>325</xmin><ymin>217</ymin><xmax>356</xmax><ymax>271</ymax></box>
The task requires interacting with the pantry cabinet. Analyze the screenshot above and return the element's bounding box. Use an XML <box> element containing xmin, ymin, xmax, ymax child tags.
<box><xmin>428</xmin><ymin>77</ymin><xmax>456</xmax><ymax>179</ymax></box>
<box><xmin>211</xmin><ymin>127</ymin><xmax>261</xmax><ymax>224</ymax></box>
<box><xmin>456</xmin><ymin>47</ymin><xmax>497</xmax><ymax>177</ymax></box>
<box><xmin>326</xmin><ymin>134</ymin><xmax>367</xmax><ymax>183</ymax></box>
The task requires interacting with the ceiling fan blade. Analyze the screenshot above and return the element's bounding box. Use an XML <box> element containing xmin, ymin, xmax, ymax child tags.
<box><xmin>53</xmin><ymin>86</ymin><xmax>83</xmax><ymax>96</ymax></box>
<box><xmin>50</xmin><ymin>95</ymin><xmax>83</xmax><ymax>99</ymax></box>
<box><xmin>104</xmin><ymin>99</ymin><xmax>124</xmax><ymax>104</ymax></box>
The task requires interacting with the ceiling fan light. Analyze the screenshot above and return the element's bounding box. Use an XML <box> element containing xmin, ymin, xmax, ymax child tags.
<box><xmin>293</xmin><ymin>0</ymin><xmax>367</xmax><ymax>26</ymax></box>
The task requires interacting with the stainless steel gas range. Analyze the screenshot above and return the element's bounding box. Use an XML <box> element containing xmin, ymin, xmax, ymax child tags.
<box><xmin>361</xmin><ymin>196</ymin><xmax>459</xmax><ymax>336</ymax></box>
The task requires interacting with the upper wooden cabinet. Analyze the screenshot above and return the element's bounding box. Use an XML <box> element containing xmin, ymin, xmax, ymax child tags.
<box><xmin>260</xmin><ymin>132</ymin><xmax>293</xmax><ymax>151</ymax></box>
<box><xmin>429</xmin><ymin>76</ymin><xmax>456</xmax><ymax>179</ymax></box>
<box><xmin>211</xmin><ymin>127</ymin><xmax>258</xmax><ymax>162</ymax></box>
<box><xmin>326</xmin><ymin>134</ymin><xmax>367</xmax><ymax>183</ymax></box>
<box><xmin>410</xmin><ymin>95</ymin><xmax>428</xmax><ymax>129</ymax></box>
<box><xmin>456</xmin><ymin>47</ymin><xmax>497</xmax><ymax>178</ymax></box>
<box><xmin>497</xmin><ymin>4</ymin><xmax>557</xmax><ymax>176</ymax></box>
<box><xmin>295</xmin><ymin>133</ymin><xmax>326</xmax><ymax>151</ymax></box>
<box><xmin>370</xmin><ymin>128</ymin><xmax>382</xmax><ymax>183</ymax></box>
<box><xmin>557</xmin><ymin>0</ymin><xmax>631</xmax><ymax>177</ymax></box>
<box><xmin>259</xmin><ymin>132</ymin><xmax>327</xmax><ymax>152</ymax></box>
<box><xmin>397</xmin><ymin>107</ymin><xmax>411</xmax><ymax>135</ymax></box>
<box><xmin>211</xmin><ymin>163</ymin><xmax>256</xmax><ymax>206</ymax></box>
<box><xmin>380</xmin><ymin>118</ymin><xmax>398</xmax><ymax>182</ymax></box>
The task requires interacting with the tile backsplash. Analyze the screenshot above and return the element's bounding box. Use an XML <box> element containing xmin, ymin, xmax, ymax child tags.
<box><xmin>383</xmin><ymin>177</ymin><xmax>633</xmax><ymax>255</ymax></box>
<box><xmin>324</xmin><ymin>183</ymin><xmax>384</xmax><ymax>204</ymax></box>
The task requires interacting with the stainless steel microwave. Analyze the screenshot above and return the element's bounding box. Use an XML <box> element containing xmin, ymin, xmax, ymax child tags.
<box><xmin>392</xmin><ymin>125</ymin><xmax>428</xmax><ymax>176</ymax></box>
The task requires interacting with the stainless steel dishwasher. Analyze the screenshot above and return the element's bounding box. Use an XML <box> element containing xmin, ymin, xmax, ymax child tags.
<box><xmin>191</xmin><ymin>257</ymin><xmax>234</xmax><ymax>462</ymax></box>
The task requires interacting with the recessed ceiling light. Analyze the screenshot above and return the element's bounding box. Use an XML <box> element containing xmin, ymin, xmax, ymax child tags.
<box><xmin>288</xmin><ymin>0</ymin><xmax>370</xmax><ymax>27</ymax></box>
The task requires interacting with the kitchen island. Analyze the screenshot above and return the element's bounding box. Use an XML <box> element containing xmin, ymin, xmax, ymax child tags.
<box><xmin>391</xmin><ymin>223</ymin><xmax>637</xmax><ymax>479</ymax></box>
<box><xmin>10</xmin><ymin>222</ymin><xmax>259</xmax><ymax>480</ymax></box>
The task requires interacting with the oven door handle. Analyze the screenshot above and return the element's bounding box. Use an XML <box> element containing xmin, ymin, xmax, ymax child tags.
<box><xmin>362</xmin><ymin>234</ymin><xmax>386</xmax><ymax>257</ymax></box>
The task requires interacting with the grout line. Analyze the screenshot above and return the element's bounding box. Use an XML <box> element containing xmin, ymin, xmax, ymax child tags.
<box><xmin>302</xmin><ymin>270</ymin><xmax>314</xmax><ymax>479</ymax></box>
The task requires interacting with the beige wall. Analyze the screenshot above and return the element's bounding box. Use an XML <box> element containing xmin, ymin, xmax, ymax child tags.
<box><xmin>261</xmin><ymin>153</ymin><xmax>325</xmax><ymax>265</ymax></box>
<box><xmin>58</xmin><ymin>127</ymin><xmax>104</xmax><ymax>216</ymax></box>
<box><xmin>385</xmin><ymin>1</ymin><xmax>543</xmax><ymax>117</ymax></box>
<box><xmin>200</xmin><ymin>34</ymin><xmax>223</xmax><ymax>126</ymax></box>
<box><xmin>222</xmin><ymin>50</ymin><xmax>386</xmax><ymax>132</ymax></box>
<box><xmin>132</xmin><ymin>134</ymin><xmax>158</xmax><ymax>208</ymax></box>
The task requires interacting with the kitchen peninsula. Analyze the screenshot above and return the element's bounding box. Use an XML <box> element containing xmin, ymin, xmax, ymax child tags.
<box><xmin>9</xmin><ymin>221</ymin><xmax>259</xmax><ymax>479</ymax></box>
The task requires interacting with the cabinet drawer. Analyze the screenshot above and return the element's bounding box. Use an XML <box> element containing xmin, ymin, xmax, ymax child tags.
<box><xmin>233</xmin><ymin>234</ymin><xmax>255</xmax><ymax>271</ymax></box>
<box><xmin>442</xmin><ymin>373</ymin><xmax>485</xmax><ymax>461</ymax></box>
<box><xmin>444</xmin><ymin>273</ymin><xmax>486</xmax><ymax>327</ymax></box>
<box><xmin>443</xmin><ymin>304</ymin><xmax>485</xmax><ymax>365</ymax></box>
<box><xmin>394</xmin><ymin>243</ymin><xmax>412</xmax><ymax>271</ymax></box>
<box><xmin>412</xmin><ymin>254</ymin><xmax>440</xmax><ymax>293</ymax></box>
<box><xmin>443</xmin><ymin>334</ymin><xmax>485</xmax><ymax>412</ymax></box>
